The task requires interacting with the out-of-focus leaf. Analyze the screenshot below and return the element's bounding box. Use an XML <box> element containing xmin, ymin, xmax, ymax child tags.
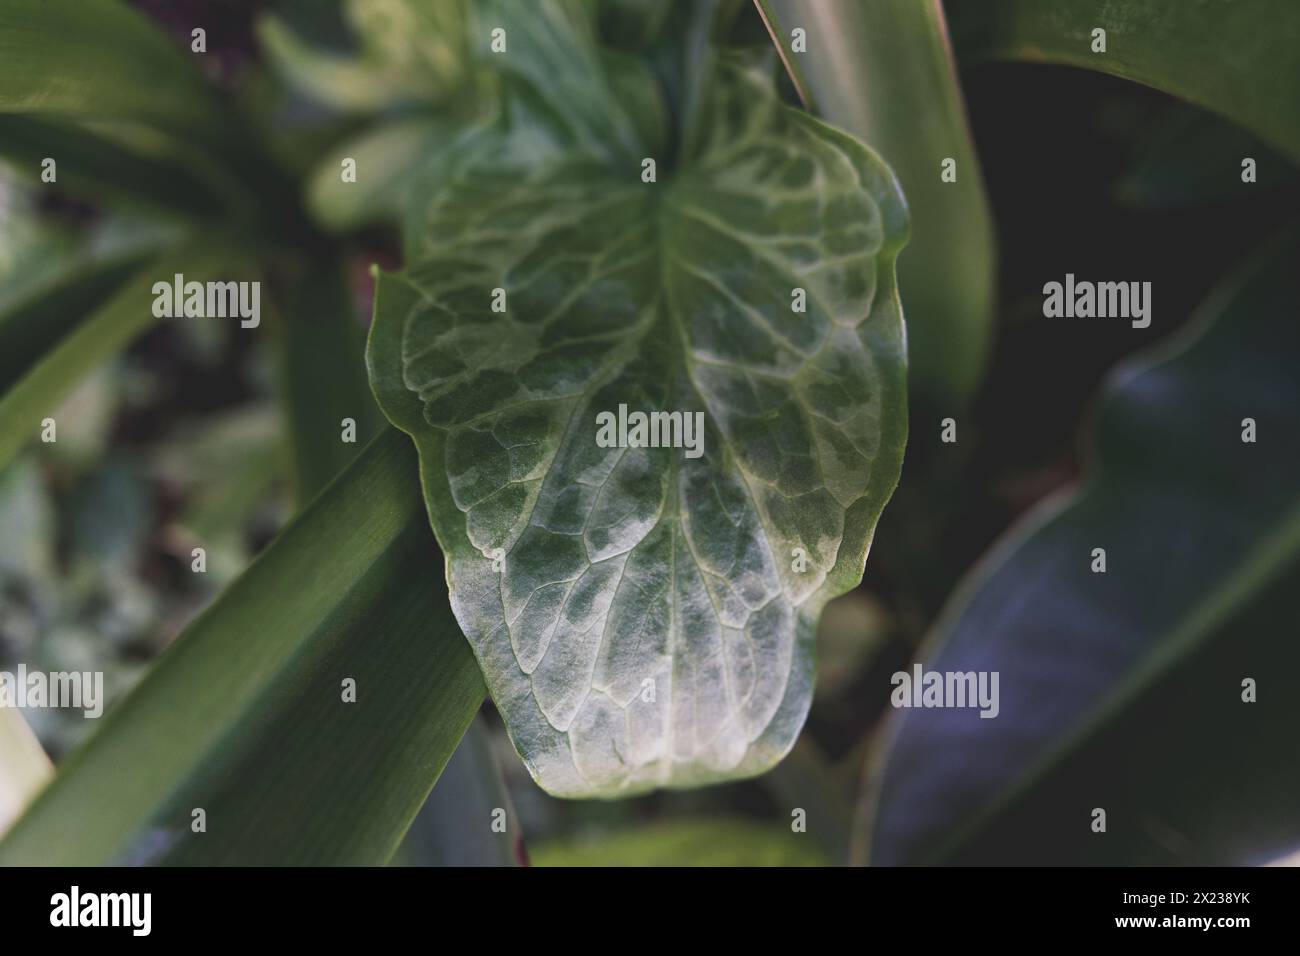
<box><xmin>41</xmin><ymin>367</ymin><xmax>119</xmax><ymax>466</ymax></box>
<box><xmin>0</xmin><ymin>429</ymin><xmax>486</xmax><ymax>865</ymax></box>
<box><xmin>169</xmin><ymin>407</ymin><xmax>282</xmax><ymax>545</ymax></box>
<box><xmin>0</xmin><ymin>177</ymin><xmax>84</xmax><ymax>310</ymax></box>
<box><xmin>0</xmin><ymin>252</ymin><xmax>148</xmax><ymax>392</ymax></box>
<box><xmin>0</xmin><ymin>115</ymin><xmax>225</xmax><ymax>219</ymax></box>
<box><xmin>0</xmin><ymin>457</ymin><xmax>56</xmax><ymax>579</ymax></box>
<box><xmin>274</xmin><ymin>259</ymin><xmax>381</xmax><ymax>505</ymax></box>
<box><xmin>598</xmin><ymin>0</ymin><xmax>674</xmax><ymax>50</ymax></box>
<box><xmin>864</xmin><ymin>234</ymin><xmax>1300</xmax><ymax>865</ymax></box>
<box><xmin>368</xmin><ymin>46</ymin><xmax>908</xmax><ymax>796</ymax></box>
<box><xmin>343</xmin><ymin>0</ymin><xmax>482</xmax><ymax>102</ymax></box>
<box><xmin>814</xmin><ymin>590</ymin><xmax>891</xmax><ymax>701</ymax></box>
<box><xmin>257</xmin><ymin>0</ymin><xmax>483</xmax><ymax>113</ymax></box>
<box><xmin>257</xmin><ymin>15</ymin><xmax>408</xmax><ymax>113</ymax></box>
<box><xmin>393</xmin><ymin>718</ymin><xmax>522</xmax><ymax>867</ymax></box>
<box><xmin>763</xmin><ymin>737</ymin><xmax>854</xmax><ymax>864</ymax></box>
<box><xmin>0</xmin><ymin>180</ymin><xmax>180</xmax><ymax>309</ymax></box>
<box><xmin>1116</xmin><ymin>104</ymin><xmax>1292</xmax><ymax>208</ymax></box>
<box><xmin>0</xmin><ymin>709</ymin><xmax>51</xmax><ymax>838</ymax></box>
<box><xmin>533</xmin><ymin>817</ymin><xmax>827</xmax><ymax>866</ymax></box>
<box><xmin>0</xmin><ymin>241</ymin><xmax>249</xmax><ymax>475</ymax></box>
<box><xmin>305</xmin><ymin>118</ymin><xmax>451</xmax><ymax>232</ymax></box>
<box><xmin>0</xmin><ymin>0</ymin><xmax>237</xmax><ymax>153</ymax></box>
<box><xmin>946</xmin><ymin>0</ymin><xmax>1300</xmax><ymax>167</ymax></box>
<box><xmin>759</xmin><ymin>0</ymin><xmax>997</xmax><ymax>405</ymax></box>
<box><xmin>67</xmin><ymin>456</ymin><xmax>150</xmax><ymax>571</ymax></box>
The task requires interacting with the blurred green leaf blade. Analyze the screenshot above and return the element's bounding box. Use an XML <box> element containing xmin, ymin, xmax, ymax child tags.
<box><xmin>0</xmin><ymin>0</ymin><xmax>235</xmax><ymax>148</ymax></box>
<box><xmin>946</xmin><ymin>0</ymin><xmax>1300</xmax><ymax>166</ymax></box>
<box><xmin>258</xmin><ymin>0</ymin><xmax>484</xmax><ymax>114</ymax></box>
<box><xmin>1116</xmin><ymin>104</ymin><xmax>1291</xmax><ymax>208</ymax></box>
<box><xmin>0</xmin><ymin>429</ymin><xmax>486</xmax><ymax>865</ymax></box>
<box><xmin>0</xmin><ymin>116</ymin><xmax>227</xmax><ymax>220</ymax></box>
<box><xmin>305</xmin><ymin>118</ymin><xmax>451</xmax><ymax>233</ymax></box>
<box><xmin>0</xmin><ymin>251</ymin><xmax>148</xmax><ymax>393</ymax></box>
<box><xmin>0</xmin><ymin>241</ymin><xmax>249</xmax><ymax>475</ymax></box>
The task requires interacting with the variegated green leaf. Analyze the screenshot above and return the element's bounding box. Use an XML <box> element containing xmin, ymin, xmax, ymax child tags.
<box><xmin>368</xmin><ymin>55</ymin><xmax>908</xmax><ymax>797</ymax></box>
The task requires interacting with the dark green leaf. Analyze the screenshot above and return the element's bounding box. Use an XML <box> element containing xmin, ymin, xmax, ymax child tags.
<box><xmin>598</xmin><ymin>0</ymin><xmax>675</xmax><ymax>51</ymax></box>
<box><xmin>0</xmin><ymin>115</ymin><xmax>225</xmax><ymax>219</ymax></box>
<box><xmin>865</xmin><ymin>234</ymin><xmax>1300</xmax><ymax>865</ymax></box>
<box><xmin>0</xmin><ymin>0</ymin><xmax>235</xmax><ymax>151</ymax></box>
<box><xmin>1116</xmin><ymin>104</ymin><xmax>1292</xmax><ymax>208</ymax></box>
<box><xmin>393</xmin><ymin>718</ymin><xmax>522</xmax><ymax>866</ymax></box>
<box><xmin>273</xmin><ymin>259</ymin><xmax>382</xmax><ymax>504</ymax></box>
<box><xmin>946</xmin><ymin>0</ymin><xmax>1300</xmax><ymax>167</ymax></box>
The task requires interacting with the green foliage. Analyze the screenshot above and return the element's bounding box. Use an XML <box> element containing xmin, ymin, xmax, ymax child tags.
<box><xmin>0</xmin><ymin>242</ymin><xmax>247</xmax><ymax>474</ymax></box>
<box><xmin>392</xmin><ymin>718</ymin><xmax>521</xmax><ymax>866</ymax></box>
<box><xmin>533</xmin><ymin>817</ymin><xmax>827</xmax><ymax>866</ymax></box>
<box><xmin>0</xmin><ymin>253</ymin><xmax>148</xmax><ymax>391</ymax></box>
<box><xmin>273</xmin><ymin>259</ymin><xmax>381</xmax><ymax>504</ymax></box>
<box><xmin>1116</xmin><ymin>105</ymin><xmax>1288</xmax><ymax>207</ymax></box>
<box><xmin>0</xmin><ymin>0</ymin><xmax>266</xmax><ymax>213</ymax></box>
<box><xmin>0</xmin><ymin>431</ymin><xmax>485</xmax><ymax>865</ymax></box>
<box><xmin>259</xmin><ymin>0</ymin><xmax>485</xmax><ymax>114</ymax></box>
<box><xmin>305</xmin><ymin>118</ymin><xmax>453</xmax><ymax>232</ymax></box>
<box><xmin>0</xmin><ymin>115</ymin><xmax>224</xmax><ymax>220</ymax></box>
<box><xmin>368</xmin><ymin>9</ymin><xmax>909</xmax><ymax>795</ymax></box>
<box><xmin>0</xmin><ymin>0</ymin><xmax>1294</xmax><ymax>868</ymax></box>
<box><xmin>947</xmin><ymin>0</ymin><xmax>1300</xmax><ymax>167</ymax></box>
<box><xmin>865</xmin><ymin>235</ymin><xmax>1300</xmax><ymax>865</ymax></box>
<box><xmin>0</xmin><ymin>0</ymin><xmax>230</xmax><ymax>143</ymax></box>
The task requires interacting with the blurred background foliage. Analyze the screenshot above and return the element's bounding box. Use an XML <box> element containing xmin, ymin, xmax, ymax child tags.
<box><xmin>0</xmin><ymin>0</ymin><xmax>1297</xmax><ymax>865</ymax></box>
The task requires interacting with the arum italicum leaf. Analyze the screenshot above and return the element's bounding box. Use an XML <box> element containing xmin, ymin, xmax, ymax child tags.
<box><xmin>369</xmin><ymin>34</ymin><xmax>909</xmax><ymax>795</ymax></box>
